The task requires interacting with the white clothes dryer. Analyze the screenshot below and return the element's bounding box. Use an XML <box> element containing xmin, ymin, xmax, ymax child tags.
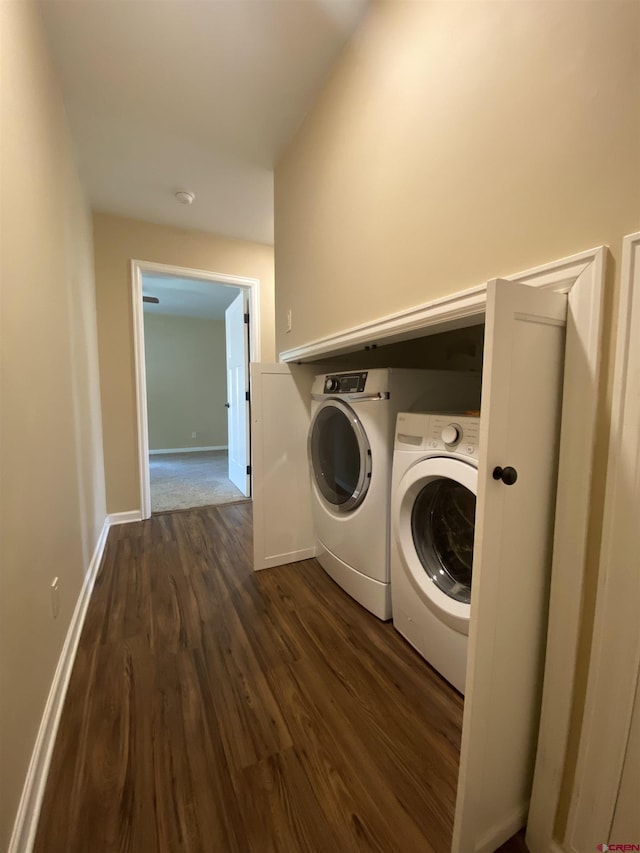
<box><xmin>309</xmin><ymin>370</ymin><xmax>481</xmax><ymax>621</ymax></box>
<box><xmin>390</xmin><ymin>411</ymin><xmax>480</xmax><ymax>693</ymax></box>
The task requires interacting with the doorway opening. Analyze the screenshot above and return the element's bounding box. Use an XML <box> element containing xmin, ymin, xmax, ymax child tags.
<box><xmin>131</xmin><ymin>260</ymin><xmax>260</xmax><ymax>518</ymax></box>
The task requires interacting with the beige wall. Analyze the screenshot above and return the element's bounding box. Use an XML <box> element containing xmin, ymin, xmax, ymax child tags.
<box><xmin>0</xmin><ymin>2</ymin><xmax>106</xmax><ymax>848</ymax></box>
<box><xmin>93</xmin><ymin>212</ymin><xmax>274</xmax><ymax>513</ymax></box>
<box><xmin>144</xmin><ymin>313</ymin><xmax>228</xmax><ymax>450</ymax></box>
<box><xmin>274</xmin><ymin>0</ymin><xmax>640</xmax><ymax>839</ymax></box>
<box><xmin>275</xmin><ymin>0</ymin><xmax>639</xmax><ymax>352</ymax></box>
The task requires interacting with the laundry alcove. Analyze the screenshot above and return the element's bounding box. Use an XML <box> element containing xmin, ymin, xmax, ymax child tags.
<box><xmin>250</xmin><ymin>247</ymin><xmax>605</xmax><ymax>853</ymax></box>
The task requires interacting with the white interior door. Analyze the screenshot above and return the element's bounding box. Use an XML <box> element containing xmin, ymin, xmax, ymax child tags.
<box><xmin>250</xmin><ymin>362</ymin><xmax>317</xmax><ymax>571</ymax></box>
<box><xmin>225</xmin><ymin>291</ymin><xmax>250</xmax><ymax>496</ymax></box>
<box><xmin>452</xmin><ymin>279</ymin><xmax>568</xmax><ymax>853</ymax></box>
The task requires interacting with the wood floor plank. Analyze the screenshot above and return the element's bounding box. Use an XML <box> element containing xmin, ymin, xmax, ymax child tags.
<box><xmin>34</xmin><ymin>503</ymin><xmax>528</xmax><ymax>852</ymax></box>
<box><xmin>198</xmin><ymin>609</ymin><xmax>295</xmax><ymax>770</ymax></box>
<box><xmin>263</xmin><ymin>660</ymin><xmax>437</xmax><ymax>853</ymax></box>
<box><xmin>238</xmin><ymin>746</ymin><xmax>348</xmax><ymax>853</ymax></box>
<box><xmin>285</xmin><ymin>649</ymin><xmax>453</xmax><ymax>852</ymax></box>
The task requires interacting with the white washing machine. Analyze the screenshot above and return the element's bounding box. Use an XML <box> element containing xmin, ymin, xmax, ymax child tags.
<box><xmin>309</xmin><ymin>369</ymin><xmax>481</xmax><ymax>620</ymax></box>
<box><xmin>390</xmin><ymin>411</ymin><xmax>480</xmax><ymax>693</ymax></box>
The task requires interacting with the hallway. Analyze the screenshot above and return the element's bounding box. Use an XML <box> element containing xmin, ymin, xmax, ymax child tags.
<box><xmin>34</xmin><ymin>504</ymin><xmax>529</xmax><ymax>852</ymax></box>
<box><xmin>34</xmin><ymin>504</ymin><xmax>466</xmax><ymax>851</ymax></box>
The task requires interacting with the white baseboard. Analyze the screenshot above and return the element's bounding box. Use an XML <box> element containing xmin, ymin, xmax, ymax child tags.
<box><xmin>254</xmin><ymin>546</ymin><xmax>318</xmax><ymax>572</ymax></box>
<box><xmin>8</xmin><ymin>516</ymin><xmax>111</xmax><ymax>853</ymax></box>
<box><xmin>107</xmin><ymin>510</ymin><xmax>142</xmax><ymax>525</ymax></box>
<box><xmin>149</xmin><ymin>445</ymin><xmax>228</xmax><ymax>455</ymax></box>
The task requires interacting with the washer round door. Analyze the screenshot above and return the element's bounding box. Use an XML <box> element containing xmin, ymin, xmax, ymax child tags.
<box><xmin>308</xmin><ymin>399</ymin><xmax>372</xmax><ymax>513</ymax></box>
<box><xmin>393</xmin><ymin>456</ymin><xmax>477</xmax><ymax>634</ymax></box>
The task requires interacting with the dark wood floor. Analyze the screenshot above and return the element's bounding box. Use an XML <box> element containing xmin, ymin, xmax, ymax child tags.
<box><xmin>35</xmin><ymin>503</ymin><xmax>527</xmax><ymax>852</ymax></box>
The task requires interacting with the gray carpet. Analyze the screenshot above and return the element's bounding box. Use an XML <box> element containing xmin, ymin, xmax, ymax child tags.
<box><xmin>149</xmin><ymin>450</ymin><xmax>247</xmax><ymax>512</ymax></box>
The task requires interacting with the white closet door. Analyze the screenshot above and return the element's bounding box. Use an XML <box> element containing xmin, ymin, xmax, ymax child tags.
<box><xmin>250</xmin><ymin>362</ymin><xmax>316</xmax><ymax>571</ymax></box>
<box><xmin>452</xmin><ymin>279</ymin><xmax>567</xmax><ymax>853</ymax></box>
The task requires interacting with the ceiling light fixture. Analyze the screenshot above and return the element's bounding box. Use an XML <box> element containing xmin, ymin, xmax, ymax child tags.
<box><xmin>175</xmin><ymin>190</ymin><xmax>195</xmax><ymax>205</ymax></box>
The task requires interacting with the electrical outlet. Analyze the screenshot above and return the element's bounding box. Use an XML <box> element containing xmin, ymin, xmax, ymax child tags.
<box><xmin>191</xmin><ymin>431</ymin><xmax>197</xmax><ymax>439</ymax></box>
<box><xmin>51</xmin><ymin>577</ymin><xmax>60</xmax><ymax>619</ymax></box>
<box><xmin>286</xmin><ymin>309</ymin><xmax>292</xmax><ymax>333</ymax></box>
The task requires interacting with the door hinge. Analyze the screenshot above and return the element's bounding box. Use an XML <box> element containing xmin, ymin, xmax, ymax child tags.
<box><xmin>245</xmin><ymin>391</ymin><xmax>250</xmax><ymax>402</ymax></box>
<box><xmin>246</xmin><ymin>465</ymin><xmax>252</xmax><ymax>475</ymax></box>
<box><xmin>244</xmin><ymin>312</ymin><xmax>250</xmax><ymax>324</ymax></box>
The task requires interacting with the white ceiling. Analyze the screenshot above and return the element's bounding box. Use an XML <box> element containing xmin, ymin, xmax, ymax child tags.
<box><xmin>142</xmin><ymin>273</ymin><xmax>241</xmax><ymax>320</ymax></box>
<box><xmin>38</xmin><ymin>0</ymin><xmax>371</xmax><ymax>245</ymax></box>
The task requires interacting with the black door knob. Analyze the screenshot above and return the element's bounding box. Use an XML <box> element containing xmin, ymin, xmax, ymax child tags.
<box><xmin>492</xmin><ymin>466</ymin><xmax>518</xmax><ymax>485</ymax></box>
<box><xmin>224</xmin><ymin>402</ymin><xmax>230</xmax><ymax>408</ymax></box>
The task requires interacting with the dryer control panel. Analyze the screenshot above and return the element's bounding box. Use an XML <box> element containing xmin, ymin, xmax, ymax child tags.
<box><xmin>396</xmin><ymin>412</ymin><xmax>481</xmax><ymax>460</ymax></box>
<box><xmin>323</xmin><ymin>372</ymin><xmax>368</xmax><ymax>394</ymax></box>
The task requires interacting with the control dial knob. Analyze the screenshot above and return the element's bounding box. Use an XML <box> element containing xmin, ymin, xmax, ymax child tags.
<box><xmin>441</xmin><ymin>424</ymin><xmax>461</xmax><ymax>445</ymax></box>
<box><xmin>324</xmin><ymin>377</ymin><xmax>339</xmax><ymax>393</ymax></box>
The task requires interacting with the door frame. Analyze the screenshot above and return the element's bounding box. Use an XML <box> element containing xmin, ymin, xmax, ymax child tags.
<box><xmin>279</xmin><ymin>244</ymin><xmax>607</xmax><ymax>849</ymax></box>
<box><xmin>131</xmin><ymin>259</ymin><xmax>260</xmax><ymax>519</ymax></box>
<box><xmin>561</xmin><ymin>232</ymin><xmax>640</xmax><ymax>851</ymax></box>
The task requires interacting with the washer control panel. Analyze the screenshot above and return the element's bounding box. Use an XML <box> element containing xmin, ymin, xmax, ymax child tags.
<box><xmin>396</xmin><ymin>412</ymin><xmax>481</xmax><ymax>460</ymax></box>
<box><xmin>323</xmin><ymin>372</ymin><xmax>368</xmax><ymax>394</ymax></box>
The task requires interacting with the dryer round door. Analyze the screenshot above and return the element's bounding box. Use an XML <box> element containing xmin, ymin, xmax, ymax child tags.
<box><xmin>308</xmin><ymin>399</ymin><xmax>372</xmax><ymax>513</ymax></box>
<box><xmin>394</xmin><ymin>456</ymin><xmax>477</xmax><ymax>634</ymax></box>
